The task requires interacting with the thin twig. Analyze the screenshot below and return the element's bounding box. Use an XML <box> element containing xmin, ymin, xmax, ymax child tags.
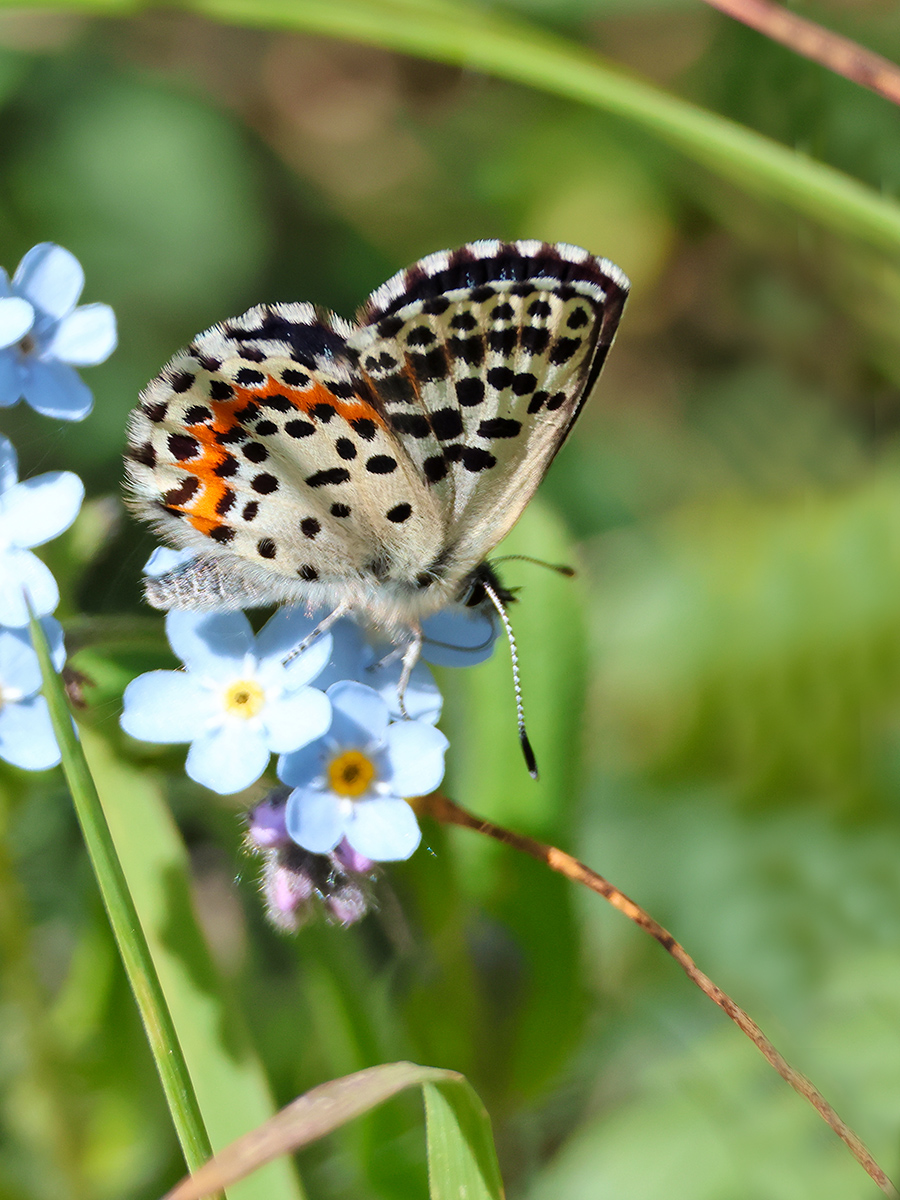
<box><xmin>418</xmin><ymin>792</ymin><xmax>899</xmax><ymax>1199</ymax></box>
<box><xmin>701</xmin><ymin>0</ymin><xmax>900</xmax><ymax>109</ymax></box>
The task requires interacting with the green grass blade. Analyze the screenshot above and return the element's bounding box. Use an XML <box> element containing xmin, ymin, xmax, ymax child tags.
<box><xmin>28</xmin><ymin>612</ymin><xmax>213</xmax><ymax>1172</ymax></box>
<box><xmin>81</xmin><ymin>732</ymin><xmax>304</xmax><ymax>1200</ymax></box>
<box><xmin>181</xmin><ymin>0</ymin><xmax>900</xmax><ymax>256</ymax></box>
<box><xmin>10</xmin><ymin>0</ymin><xmax>900</xmax><ymax>249</ymax></box>
<box><xmin>163</xmin><ymin>1062</ymin><xmax>503</xmax><ymax>1200</ymax></box>
<box><xmin>422</xmin><ymin>1079</ymin><xmax>505</xmax><ymax>1200</ymax></box>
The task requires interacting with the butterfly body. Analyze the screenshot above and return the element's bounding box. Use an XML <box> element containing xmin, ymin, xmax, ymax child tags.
<box><xmin>125</xmin><ymin>240</ymin><xmax>628</xmax><ymax>639</ymax></box>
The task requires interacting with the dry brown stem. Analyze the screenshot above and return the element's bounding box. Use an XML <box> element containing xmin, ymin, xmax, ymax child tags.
<box><xmin>418</xmin><ymin>791</ymin><xmax>898</xmax><ymax>1198</ymax></box>
<box><xmin>701</xmin><ymin>0</ymin><xmax>900</xmax><ymax>108</ymax></box>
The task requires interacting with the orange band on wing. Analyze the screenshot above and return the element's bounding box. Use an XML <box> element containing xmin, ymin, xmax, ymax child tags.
<box><xmin>163</xmin><ymin>373</ymin><xmax>385</xmax><ymax>534</ymax></box>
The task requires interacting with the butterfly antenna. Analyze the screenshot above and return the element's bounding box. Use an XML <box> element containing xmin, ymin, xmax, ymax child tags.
<box><xmin>492</xmin><ymin>554</ymin><xmax>575</xmax><ymax>577</ymax></box>
<box><xmin>481</xmin><ymin>578</ymin><xmax>539</xmax><ymax>780</ymax></box>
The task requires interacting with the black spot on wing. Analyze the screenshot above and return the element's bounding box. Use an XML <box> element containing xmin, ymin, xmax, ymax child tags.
<box><xmin>307</xmin><ymin>468</ymin><xmax>351</xmax><ymax>487</ymax></box>
<box><xmin>163</xmin><ymin>477</ymin><xmax>198</xmax><ymax>507</ymax></box>
<box><xmin>232</xmin><ymin>308</ymin><xmax>348</xmax><ymax>368</ymax></box>
<box><xmin>445</xmin><ymin>444</ymin><xmax>496</xmax><ymax>473</ymax></box>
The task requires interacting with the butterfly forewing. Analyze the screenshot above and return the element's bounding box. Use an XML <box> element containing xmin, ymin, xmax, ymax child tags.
<box><xmin>127</xmin><ymin>304</ymin><xmax>443</xmax><ymax>606</ymax></box>
<box><xmin>125</xmin><ymin>240</ymin><xmax>628</xmax><ymax>626</ymax></box>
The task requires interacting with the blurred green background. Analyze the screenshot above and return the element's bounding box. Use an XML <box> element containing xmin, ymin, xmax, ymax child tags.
<box><xmin>2</xmin><ymin>1</ymin><xmax>900</xmax><ymax>1197</ymax></box>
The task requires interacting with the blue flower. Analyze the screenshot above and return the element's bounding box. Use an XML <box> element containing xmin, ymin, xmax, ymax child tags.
<box><xmin>316</xmin><ymin>617</ymin><xmax>444</xmax><ymax>724</ymax></box>
<box><xmin>143</xmin><ymin>549</ymin><xmax>447</xmax><ymax>722</ymax></box>
<box><xmin>0</xmin><ymin>617</ymin><xmax>66</xmax><ymax>771</ymax></box>
<box><xmin>0</xmin><ymin>435</ymin><xmax>84</xmax><ymax>627</ymax></box>
<box><xmin>0</xmin><ymin>243</ymin><xmax>117</xmax><ymax>420</ymax></box>
<box><xmin>120</xmin><ymin>608</ymin><xmax>332</xmax><ymax>795</ymax></box>
<box><xmin>420</xmin><ymin>607</ymin><xmax>499</xmax><ymax>667</ymax></box>
<box><xmin>279</xmin><ymin>680</ymin><xmax>448</xmax><ymax>862</ymax></box>
<box><xmin>143</xmin><ymin>545</ymin><xmax>498</xmax><ymax>670</ymax></box>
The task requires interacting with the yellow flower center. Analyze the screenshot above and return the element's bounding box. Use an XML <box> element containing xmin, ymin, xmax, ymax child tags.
<box><xmin>328</xmin><ymin>749</ymin><xmax>376</xmax><ymax>798</ymax></box>
<box><xmin>223</xmin><ymin>679</ymin><xmax>265</xmax><ymax>718</ymax></box>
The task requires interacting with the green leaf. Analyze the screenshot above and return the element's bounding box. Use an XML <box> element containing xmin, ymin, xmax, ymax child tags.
<box><xmin>161</xmin><ymin>1062</ymin><xmax>503</xmax><ymax>1200</ymax></box>
<box><xmin>422</xmin><ymin>1079</ymin><xmax>505</xmax><ymax>1200</ymax></box>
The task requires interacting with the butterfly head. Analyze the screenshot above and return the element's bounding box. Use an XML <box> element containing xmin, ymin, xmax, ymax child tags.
<box><xmin>459</xmin><ymin>561</ymin><xmax>516</xmax><ymax>611</ymax></box>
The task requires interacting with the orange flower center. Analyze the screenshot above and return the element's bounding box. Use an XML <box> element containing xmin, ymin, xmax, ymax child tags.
<box><xmin>328</xmin><ymin>750</ymin><xmax>376</xmax><ymax>798</ymax></box>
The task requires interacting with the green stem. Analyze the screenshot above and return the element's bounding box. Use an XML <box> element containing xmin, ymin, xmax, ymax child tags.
<box><xmin>186</xmin><ymin>0</ymin><xmax>900</xmax><ymax>255</ymax></box>
<box><xmin>29</xmin><ymin>612</ymin><xmax>213</xmax><ymax>1172</ymax></box>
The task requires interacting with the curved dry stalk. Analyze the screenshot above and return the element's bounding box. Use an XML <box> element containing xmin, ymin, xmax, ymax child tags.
<box><xmin>701</xmin><ymin>0</ymin><xmax>900</xmax><ymax>108</ymax></box>
<box><xmin>417</xmin><ymin>791</ymin><xmax>899</xmax><ymax>1199</ymax></box>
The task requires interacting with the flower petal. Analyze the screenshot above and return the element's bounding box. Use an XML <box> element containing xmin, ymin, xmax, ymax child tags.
<box><xmin>277</xmin><ymin>737</ymin><xmax>326</xmax><ymax>789</ymax></box>
<box><xmin>143</xmin><ymin>546</ymin><xmax>196</xmax><ymax>576</ymax></box>
<box><xmin>21</xmin><ymin>359</ymin><xmax>93</xmax><ymax>420</ymax></box>
<box><xmin>285</xmin><ymin>786</ymin><xmax>344</xmax><ymax>854</ymax></box>
<box><xmin>40</xmin><ymin>616</ymin><xmax>66</xmax><ymax>673</ymax></box>
<box><xmin>165</xmin><ymin>609</ymin><xmax>255</xmax><ymax>678</ymax></box>
<box><xmin>0</xmin><ymin>549</ymin><xmax>59</xmax><ymax>625</ymax></box>
<box><xmin>364</xmin><ymin>656</ymin><xmax>442</xmax><ymax>724</ymax></box>
<box><xmin>13</xmin><ymin>243</ymin><xmax>84</xmax><ymax>318</ymax></box>
<box><xmin>0</xmin><ymin>350</ymin><xmax>23</xmax><ymax>407</ymax></box>
<box><xmin>311</xmin><ymin>617</ymin><xmax>372</xmax><ymax>691</ymax></box>
<box><xmin>261</xmin><ymin>686</ymin><xmax>332</xmax><ymax>755</ymax></box>
<box><xmin>384</xmin><ymin>720</ymin><xmax>449</xmax><ymax>796</ymax></box>
<box><xmin>344</xmin><ymin>796</ymin><xmax>421</xmax><ymax>861</ymax></box>
<box><xmin>254</xmin><ymin>606</ymin><xmax>333</xmax><ymax>688</ymax></box>
<box><xmin>0</xmin><ymin>296</ymin><xmax>34</xmax><ymax>348</ymax></box>
<box><xmin>46</xmin><ymin>303</ymin><xmax>117</xmax><ymax>365</ymax></box>
<box><xmin>120</xmin><ymin>671</ymin><xmax>214</xmax><ymax>743</ymax></box>
<box><xmin>0</xmin><ymin>471</ymin><xmax>84</xmax><ymax>548</ymax></box>
<box><xmin>0</xmin><ymin>695</ymin><xmax>61</xmax><ymax>770</ymax></box>
<box><xmin>186</xmin><ymin>722</ymin><xmax>270</xmax><ymax>794</ymax></box>
<box><xmin>0</xmin><ymin>626</ymin><xmax>42</xmax><ymax>697</ymax></box>
<box><xmin>246</xmin><ymin>794</ymin><xmax>290</xmax><ymax>849</ymax></box>
<box><xmin>421</xmin><ymin>608</ymin><xmax>498</xmax><ymax>667</ymax></box>
<box><xmin>327</xmin><ymin>680</ymin><xmax>390</xmax><ymax>745</ymax></box>
<box><xmin>0</xmin><ymin>434</ymin><xmax>18</xmax><ymax>493</ymax></box>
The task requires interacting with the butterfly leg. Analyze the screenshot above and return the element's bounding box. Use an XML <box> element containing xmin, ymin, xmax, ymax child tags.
<box><xmin>282</xmin><ymin>601</ymin><xmax>351</xmax><ymax>667</ymax></box>
<box><xmin>395</xmin><ymin>626</ymin><xmax>424</xmax><ymax>720</ymax></box>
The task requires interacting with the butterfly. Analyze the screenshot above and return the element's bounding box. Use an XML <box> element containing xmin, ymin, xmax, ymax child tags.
<box><xmin>125</xmin><ymin>239</ymin><xmax>629</xmax><ymax>765</ymax></box>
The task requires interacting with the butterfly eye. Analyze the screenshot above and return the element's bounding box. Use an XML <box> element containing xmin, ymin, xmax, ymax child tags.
<box><xmin>460</xmin><ymin>564</ymin><xmax>516</xmax><ymax>609</ymax></box>
<box><xmin>462</xmin><ymin>579</ymin><xmax>486</xmax><ymax>608</ymax></box>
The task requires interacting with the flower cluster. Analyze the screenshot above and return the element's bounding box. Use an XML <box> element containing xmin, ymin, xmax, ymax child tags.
<box><xmin>120</xmin><ymin>577</ymin><xmax>498</xmax><ymax>885</ymax></box>
<box><xmin>0</xmin><ymin>245</ymin><xmax>115</xmax><ymax>772</ymax></box>
<box><xmin>121</xmin><ymin>539</ymin><xmax>504</xmax><ymax>924</ymax></box>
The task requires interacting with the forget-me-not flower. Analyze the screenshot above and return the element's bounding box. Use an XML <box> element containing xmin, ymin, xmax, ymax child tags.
<box><xmin>314</xmin><ymin>616</ymin><xmax>444</xmax><ymax>724</ymax></box>
<box><xmin>0</xmin><ymin>617</ymin><xmax>66</xmax><ymax>771</ymax></box>
<box><xmin>0</xmin><ymin>243</ymin><xmax>117</xmax><ymax>420</ymax></box>
<box><xmin>0</xmin><ymin>435</ymin><xmax>84</xmax><ymax>627</ymax></box>
<box><xmin>279</xmin><ymin>680</ymin><xmax>448</xmax><ymax>862</ymax></box>
<box><xmin>120</xmin><ymin>608</ymin><xmax>332</xmax><ymax>794</ymax></box>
